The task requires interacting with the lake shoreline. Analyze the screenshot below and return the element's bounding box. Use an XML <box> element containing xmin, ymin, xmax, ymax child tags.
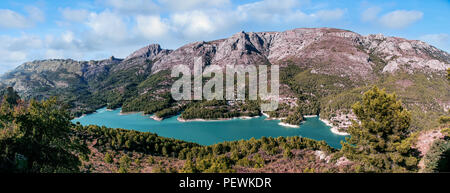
<box><xmin>278</xmin><ymin>122</ymin><xmax>300</xmax><ymax>128</ymax></box>
<box><xmin>118</xmin><ymin>108</ymin><xmax>262</xmax><ymax>122</ymax></box>
<box><xmin>150</xmin><ymin>115</ymin><xmax>163</xmax><ymax>121</ymax></box>
<box><xmin>261</xmin><ymin>111</ymin><xmax>283</xmax><ymax>120</ymax></box>
<box><xmin>73</xmin><ymin>107</ymin><xmax>347</xmax><ymax>149</ymax></box>
<box><xmin>119</xmin><ymin>110</ymin><xmax>144</xmax><ymax>115</ymax></box>
<box><xmin>319</xmin><ymin>118</ymin><xmax>350</xmax><ymax>136</ymax></box>
<box><xmin>177</xmin><ymin>115</ymin><xmax>261</xmax><ymax>122</ymax></box>
<box><xmin>73</xmin><ymin>114</ymin><xmax>86</xmax><ymax>120</ymax></box>
<box><xmin>77</xmin><ymin>107</ymin><xmax>349</xmax><ymax>140</ymax></box>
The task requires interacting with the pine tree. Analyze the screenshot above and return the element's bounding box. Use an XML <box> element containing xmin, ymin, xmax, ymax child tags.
<box><xmin>2</xmin><ymin>87</ymin><xmax>20</xmax><ymax>105</ymax></box>
<box><xmin>119</xmin><ymin>155</ymin><xmax>131</xmax><ymax>170</ymax></box>
<box><xmin>147</xmin><ymin>156</ymin><xmax>155</xmax><ymax>164</ymax></box>
<box><xmin>447</xmin><ymin>68</ymin><xmax>450</xmax><ymax>81</ymax></box>
<box><xmin>341</xmin><ymin>86</ymin><xmax>418</xmax><ymax>172</ymax></box>
<box><xmin>181</xmin><ymin>159</ymin><xmax>198</xmax><ymax>173</ymax></box>
<box><xmin>283</xmin><ymin>147</ymin><xmax>293</xmax><ymax>159</ymax></box>
<box><xmin>104</xmin><ymin>152</ymin><xmax>113</xmax><ymax>164</ymax></box>
<box><xmin>0</xmin><ymin>98</ymin><xmax>84</xmax><ymax>172</ymax></box>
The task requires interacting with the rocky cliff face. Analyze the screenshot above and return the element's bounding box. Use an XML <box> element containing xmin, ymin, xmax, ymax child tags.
<box><xmin>0</xmin><ymin>27</ymin><xmax>448</xmax><ymax>130</ymax></box>
<box><xmin>1</xmin><ymin>27</ymin><xmax>449</xmax><ymax>97</ymax></box>
<box><xmin>124</xmin><ymin>44</ymin><xmax>172</xmax><ymax>61</ymax></box>
<box><xmin>363</xmin><ymin>34</ymin><xmax>450</xmax><ymax>73</ymax></box>
<box><xmin>0</xmin><ymin>57</ymin><xmax>122</xmax><ymax>96</ymax></box>
<box><xmin>83</xmin><ymin>57</ymin><xmax>122</xmax><ymax>81</ymax></box>
<box><xmin>148</xmin><ymin>28</ymin><xmax>449</xmax><ymax>81</ymax></box>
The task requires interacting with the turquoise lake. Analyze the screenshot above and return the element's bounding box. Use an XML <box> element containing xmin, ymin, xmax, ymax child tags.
<box><xmin>72</xmin><ymin>108</ymin><xmax>347</xmax><ymax>149</ymax></box>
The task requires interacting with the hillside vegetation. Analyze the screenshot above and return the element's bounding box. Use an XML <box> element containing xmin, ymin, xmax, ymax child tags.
<box><xmin>0</xmin><ymin>27</ymin><xmax>448</xmax><ymax>139</ymax></box>
<box><xmin>3</xmin><ymin>86</ymin><xmax>449</xmax><ymax>173</ymax></box>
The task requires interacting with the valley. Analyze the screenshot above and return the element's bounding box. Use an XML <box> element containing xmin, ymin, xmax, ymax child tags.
<box><xmin>72</xmin><ymin>107</ymin><xmax>347</xmax><ymax>148</ymax></box>
<box><xmin>1</xmin><ymin>28</ymin><xmax>448</xmax><ymax>133</ymax></box>
<box><xmin>0</xmin><ymin>27</ymin><xmax>449</xmax><ymax>173</ymax></box>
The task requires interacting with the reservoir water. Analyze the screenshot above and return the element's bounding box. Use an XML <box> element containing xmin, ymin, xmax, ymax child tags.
<box><xmin>73</xmin><ymin>108</ymin><xmax>347</xmax><ymax>149</ymax></box>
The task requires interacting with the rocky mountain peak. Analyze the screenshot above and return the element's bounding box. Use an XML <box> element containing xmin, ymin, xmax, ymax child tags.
<box><xmin>150</xmin><ymin>27</ymin><xmax>449</xmax><ymax>80</ymax></box>
<box><xmin>362</xmin><ymin>34</ymin><xmax>450</xmax><ymax>73</ymax></box>
<box><xmin>109</xmin><ymin>56</ymin><xmax>119</xmax><ymax>61</ymax></box>
<box><xmin>1</xmin><ymin>27</ymin><xmax>449</xmax><ymax>96</ymax></box>
<box><xmin>124</xmin><ymin>44</ymin><xmax>172</xmax><ymax>61</ymax></box>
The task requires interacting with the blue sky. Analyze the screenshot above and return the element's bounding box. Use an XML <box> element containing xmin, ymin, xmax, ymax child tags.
<box><xmin>0</xmin><ymin>0</ymin><xmax>449</xmax><ymax>74</ymax></box>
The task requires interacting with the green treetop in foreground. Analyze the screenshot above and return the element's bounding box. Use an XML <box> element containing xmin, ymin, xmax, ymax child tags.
<box><xmin>341</xmin><ymin>86</ymin><xmax>418</xmax><ymax>172</ymax></box>
<box><xmin>447</xmin><ymin>68</ymin><xmax>450</xmax><ymax>80</ymax></box>
<box><xmin>0</xmin><ymin>97</ymin><xmax>86</xmax><ymax>173</ymax></box>
<box><xmin>1</xmin><ymin>87</ymin><xmax>20</xmax><ymax>106</ymax></box>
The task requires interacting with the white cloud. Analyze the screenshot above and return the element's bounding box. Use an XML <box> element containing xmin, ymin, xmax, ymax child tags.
<box><xmin>86</xmin><ymin>11</ymin><xmax>128</xmax><ymax>42</ymax></box>
<box><xmin>379</xmin><ymin>10</ymin><xmax>423</xmax><ymax>29</ymax></box>
<box><xmin>45</xmin><ymin>31</ymin><xmax>83</xmax><ymax>50</ymax></box>
<box><xmin>25</xmin><ymin>6</ymin><xmax>45</xmax><ymax>23</ymax></box>
<box><xmin>102</xmin><ymin>0</ymin><xmax>160</xmax><ymax>14</ymax></box>
<box><xmin>0</xmin><ymin>35</ymin><xmax>42</xmax><ymax>74</ymax></box>
<box><xmin>284</xmin><ymin>10</ymin><xmax>310</xmax><ymax>22</ymax></box>
<box><xmin>160</xmin><ymin>0</ymin><xmax>231</xmax><ymax>11</ymax></box>
<box><xmin>0</xmin><ymin>33</ymin><xmax>80</xmax><ymax>65</ymax></box>
<box><xmin>171</xmin><ymin>11</ymin><xmax>217</xmax><ymax>38</ymax></box>
<box><xmin>61</xmin><ymin>31</ymin><xmax>75</xmax><ymax>43</ymax></box>
<box><xmin>3</xmin><ymin>35</ymin><xmax>43</xmax><ymax>51</ymax></box>
<box><xmin>361</xmin><ymin>6</ymin><xmax>381</xmax><ymax>22</ymax></box>
<box><xmin>0</xmin><ymin>0</ymin><xmax>402</xmax><ymax>74</ymax></box>
<box><xmin>237</xmin><ymin>0</ymin><xmax>300</xmax><ymax>22</ymax></box>
<box><xmin>420</xmin><ymin>34</ymin><xmax>449</xmax><ymax>43</ymax></box>
<box><xmin>236</xmin><ymin>0</ymin><xmax>345</xmax><ymax>24</ymax></box>
<box><xmin>0</xmin><ymin>49</ymin><xmax>27</xmax><ymax>63</ymax></box>
<box><xmin>44</xmin><ymin>49</ymin><xmax>65</xmax><ymax>59</ymax></box>
<box><xmin>0</xmin><ymin>49</ymin><xmax>27</xmax><ymax>74</ymax></box>
<box><xmin>0</xmin><ymin>9</ymin><xmax>31</xmax><ymax>28</ymax></box>
<box><xmin>0</xmin><ymin>7</ymin><xmax>45</xmax><ymax>29</ymax></box>
<box><xmin>420</xmin><ymin>33</ymin><xmax>450</xmax><ymax>52</ymax></box>
<box><xmin>60</xmin><ymin>8</ymin><xmax>90</xmax><ymax>22</ymax></box>
<box><xmin>136</xmin><ymin>15</ymin><xmax>170</xmax><ymax>39</ymax></box>
<box><xmin>312</xmin><ymin>8</ymin><xmax>346</xmax><ymax>21</ymax></box>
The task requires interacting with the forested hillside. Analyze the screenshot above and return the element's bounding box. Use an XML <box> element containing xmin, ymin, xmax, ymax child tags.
<box><xmin>1</xmin><ymin>86</ymin><xmax>448</xmax><ymax>173</ymax></box>
<box><xmin>0</xmin><ymin>27</ymin><xmax>448</xmax><ymax>132</ymax></box>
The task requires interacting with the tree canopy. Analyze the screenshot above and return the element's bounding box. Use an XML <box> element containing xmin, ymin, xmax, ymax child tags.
<box><xmin>341</xmin><ymin>86</ymin><xmax>418</xmax><ymax>172</ymax></box>
<box><xmin>0</xmin><ymin>93</ymin><xmax>86</xmax><ymax>173</ymax></box>
<box><xmin>1</xmin><ymin>87</ymin><xmax>20</xmax><ymax>106</ymax></box>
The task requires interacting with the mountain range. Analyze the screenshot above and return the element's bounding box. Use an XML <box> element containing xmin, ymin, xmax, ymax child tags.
<box><xmin>0</xmin><ymin>27</ymin><xmax>449</xmax><ymax>132</ymax></box>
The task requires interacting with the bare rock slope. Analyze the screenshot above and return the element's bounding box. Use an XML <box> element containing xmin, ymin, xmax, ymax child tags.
<box><xmin>0</xmin><ymin>27</ymin><xmax>448</xmax><ymax>106</ymax></box>
<box><xmin>149</xmin><ymin>28</ymin><xmax>449</xmax><ymax>80</ymax></box>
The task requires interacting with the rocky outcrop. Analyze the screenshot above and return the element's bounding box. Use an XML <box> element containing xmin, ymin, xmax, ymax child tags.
<box><xmin>362</xmin><ymin>34</ymin><xmax>450</xmax><ymax>73</ymax></box>
<box><xmin>109</xmin><ymin>44</ymin><xmax>173</xmax><ymax>77</ymax></box>
<box><xmin>151</xmin><ymin>41</ymin><xmax>220</xmax><ymax>73</ymax></box>
<box><xmin>0</xmin><ymin>57</ymin><xmax>122</xmax><ymax>95</ymax></box>
<box><xmin>1</xmin><ymin>27</ymin><xmax>449</xmax><ymax>97</ymax></box>
<box><xmin>149</xmin><ymin>27</ymin><xmax>449</xmax><ymax>80</ymax></box>
<box><xmin>83</xmin><ymin>56</ymin><xmax>122</xmax><ymax>81</ymax></box>
<box><xmin>124</xmin><ymin>44</ymin><xmax>172</xmax><ymax>61</ymax></box>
